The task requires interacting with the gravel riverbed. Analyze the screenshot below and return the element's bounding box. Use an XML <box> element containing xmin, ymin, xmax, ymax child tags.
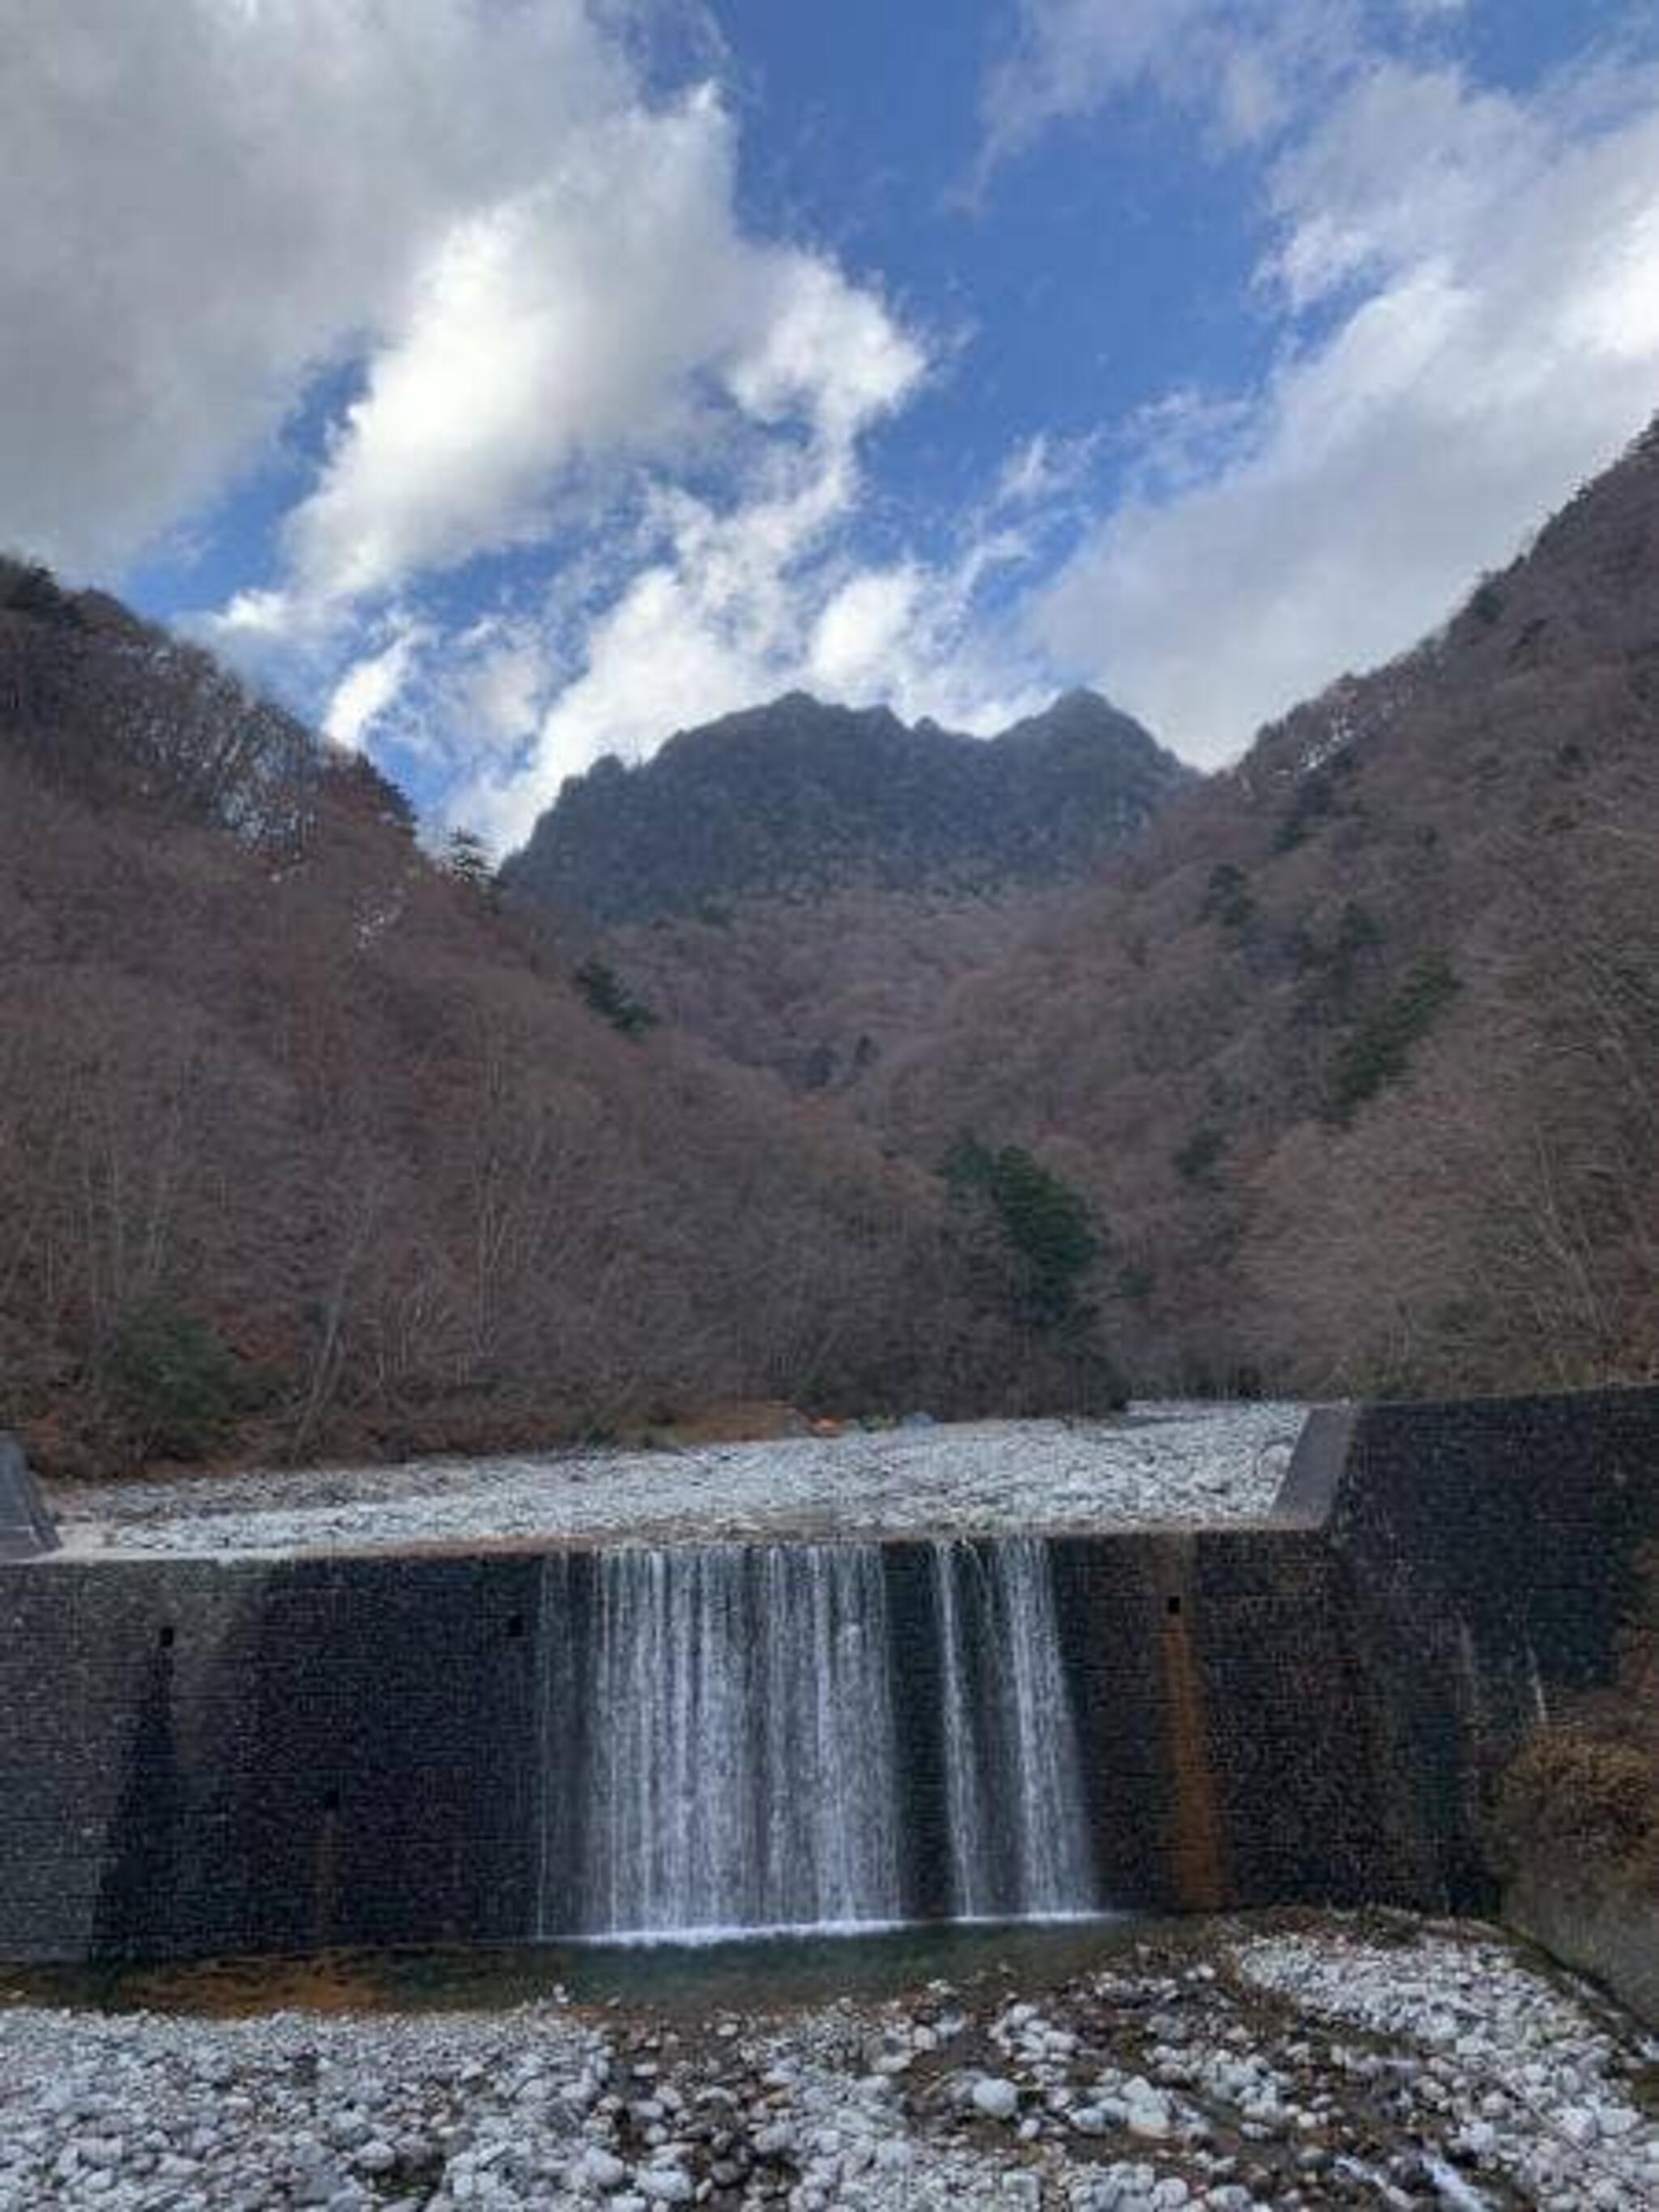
<box><xmin>3</xmin><ymin>1916</ymin><xmax>1654</xmax><ymax>2210</ymax></box>
<box><xmin>48</xmin><ymin>1405</ymin><xmax>1303</xmax><ymax>1558</ymax></box>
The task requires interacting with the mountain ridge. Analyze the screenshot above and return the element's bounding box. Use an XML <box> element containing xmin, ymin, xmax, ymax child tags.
<box><xmin>4</xmin><ymin>415</ymin><xmax>1657</xmax><ymax>1459</ymax></box>
<box><xmin>862</xmin><ymin>412</ymin><xmax>1659</xmax><ymax>1392</ymax></box>
<box><xmin>502</xmin><ymin>686</ymin><xmax>1193</xmax><ymax>924</ymax></box>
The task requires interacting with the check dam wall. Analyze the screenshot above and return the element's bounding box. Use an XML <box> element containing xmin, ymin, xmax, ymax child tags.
<box><xmin>0</xmin><ymin>1389</ymin><xmax>1653</xmax><ymax>1962</ymax></box>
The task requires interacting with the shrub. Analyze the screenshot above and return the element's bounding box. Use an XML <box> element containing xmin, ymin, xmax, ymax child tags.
<box><xmin>945</xmin><ymin>1136</ymin><xmax>1101</xmax><ymax>1332</ymax></box>
<box><xmin>0</xmin><ymin>559</ymin><xmax>83</xmax><ymax>628</ymax></box>
<box><xmin>1490</xmin><ymin>1728</ymin><xmax>1657</xmax><ymax>1882</ymax></box>
<box><xmin>1327</xmin><ymin>956</ymin><xmax>1460</xmax><ymax>1124</ymax></box>
<box><xmin>573</xmin><ymin>957</ymin><xmax>659</xmax><ymax>1038</ymax></box>
<box><xmin>100</xmin><ymin>1302</ymin><xmax>243</xmax><ymax>1461</ymax></box>
<box><xmin>1273</xmin><ymin>757</ymin><xmax>1357</xmax><ymax>854</ymax></box>
<box><xmin>1290</xmin><ymin>902</ymin><xmax>1384</xmax><ymax>1020</ymax></box>
<box><xmin>1199</xmin><ymin>862</ymin><xmax>1254</xmax><ymax>931</ymax></box>
<box><xmin>440</xmin><ymin>827</ymin><xmax>497</xmax><ymax>902</ymax></box>
<box><xmin>1469</xmin><ymin>578</ymin><xmax>1506</xmax><ymax>626</ymax></box>
<box><xmin>1173</xmin><ymin>1126</ymin><xmax>1226</xmax><ymax>1187</ymax></box>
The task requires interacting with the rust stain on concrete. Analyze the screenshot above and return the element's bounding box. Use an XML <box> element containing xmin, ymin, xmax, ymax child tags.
<box><xmin>1160</xmin><ymin>1581</ymin><xmax>1226</xmax><ymax>1912</ymax></box>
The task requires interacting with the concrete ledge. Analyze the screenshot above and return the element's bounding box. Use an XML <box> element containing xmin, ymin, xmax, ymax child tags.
<box><xmin>0</xmin><ymin>1436</ymin><xmax>56</xmax><ymax>1560</ymax></box>
<box><xmin>1503</xmin><ymin>1864</ymin><xmax>1659</xmax><ymax>2029</ymax></box>
<box><xmin>1271</xmin><ymin>1404</ymin><xmax>1356</xmax><ymax>1526</ymax></box>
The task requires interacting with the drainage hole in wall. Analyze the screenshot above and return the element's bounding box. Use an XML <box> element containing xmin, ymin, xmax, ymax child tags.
<box><xmin>157</xmin><ymin>1624</ymin><xmax>176</xmax><ymax>1649</ymax></box>
<box><xmin>506</xmin><ymin>1611</ymin><xmax>527</xmax><ymax>1640</ymax></box>
<box><xmin>321</xmin><ymin>1788</ymin><xmax>342</xmax><ymax>1815</ymax></box>
<box><xmin>1166</xmin><ymin>1595</ymin><xmax>1183</xmax><ymax>1617</ymax></box>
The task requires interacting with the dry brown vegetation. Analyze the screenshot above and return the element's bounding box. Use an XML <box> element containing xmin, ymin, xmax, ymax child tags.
<box><xmin>6</xmin><ymin>419</ymin><xmax>1659</xmax><ymax>1469</ymax></box>
<box><xmin>595</xmin><ymin>418</ymin><xmax>1659</xmax><ymax>1398</ymax></box>
<box><xmin>601</xmin><ymin>888</ymin><xmax>1064</xmax><ymax>1096</ymax></box>
<box><xmin>1491</xmin><ymin>1545</ymin><xmax>1659</xmax><ymax>1906</ymax></box>
<box><xmin>0</xmin><ymin>565</ymin><xmax>1078</xmax><ymax>1477</ymax></box>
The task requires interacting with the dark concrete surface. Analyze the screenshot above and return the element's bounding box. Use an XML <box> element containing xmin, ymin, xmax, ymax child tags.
<box><xmin>0</xmin><ymin>1435</ymin><xmax>57</xmax><ymax>1561</ymax></box>
<box><xmin>0</xmin><ymin>1389</ymin><xmax>1653</xmax><ymax>1963</ymax></box>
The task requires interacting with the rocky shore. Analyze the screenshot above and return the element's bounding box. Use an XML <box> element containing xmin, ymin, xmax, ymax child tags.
<box><xmin>3</xmin><ymin>1916</ymin><xmax>1654</xmax><ymax>2210</ymax></box>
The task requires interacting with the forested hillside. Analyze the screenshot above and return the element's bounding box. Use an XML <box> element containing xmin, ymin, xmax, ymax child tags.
<box><xmin>868</xmin><ymin>420</ymin><xmax>1659</xmax><ymax>1395</ymax></box>
<box><xmin>0</xmin><ymin>565</ymin><xmax>1110</xmax><ymax>1476</ymax></box>
<box><xmin>507</xmin><ymin>690</ymin><xmax>1188</xmax><ymax>1096</ymax></box>
<box><xmin>6</xmin><ymin>415</ymin><xmax>1657</xmax><ymax>1468</ymax></box>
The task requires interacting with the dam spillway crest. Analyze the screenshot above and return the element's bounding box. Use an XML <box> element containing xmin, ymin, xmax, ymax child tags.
<box><xmin>2</xmin><ymin>1395</ymin><xmax>1655</xmax><ymax>1966</ymax></box>
<box><xmin>535</xmin><ymin>1537</ymin><xmax>1095</xmax><ymax>1942</ymax></box>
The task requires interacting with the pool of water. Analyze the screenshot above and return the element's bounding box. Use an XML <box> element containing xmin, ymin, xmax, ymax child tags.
<box><xmin>2</xmin><ymin>1912</ymin><xmax>1156</xmax><ymax>2020</ymax></box>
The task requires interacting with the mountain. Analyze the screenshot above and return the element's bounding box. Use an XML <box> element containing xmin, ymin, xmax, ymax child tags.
<box><xmin>503</xmin><ymin>416</ymin><xmax>1659</xmax><ymax>1400</ymax></box>
<box><xmin>863</xmin><ymin>416</ymin><xmax>1659</xmax><ymax>1396</ymax></box>
<box><xmin>0</xmin><ymin>561</ymin><xmax>1091</xmax><ymax>1476</ymax></box>
<box><xmin>7</xmin><ymin>416</ymin><xmax>1656</xmax><ymax>1465</ymax></box>
<box><xmin>502</xmin><ymin>687</ymin><xmax>1192</xmax><ymax>925</ymax></box>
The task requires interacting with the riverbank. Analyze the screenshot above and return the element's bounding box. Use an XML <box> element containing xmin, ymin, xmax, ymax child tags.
<box><xmin>45</xmin><ymin>1404</ymin><xmax>1302</xmax><ymax>1558</ymax></box>
<box><xmin>3</xmin><ymin>1912</ymin><xmax>1655</xmax><ymax>2210</ymax></box>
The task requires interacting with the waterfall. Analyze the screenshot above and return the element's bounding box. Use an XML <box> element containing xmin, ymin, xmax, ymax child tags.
<box><xmin>934</xmin><ymin>1536</ymin><xmax>1095</xmax><ymax>1920</ymax></box>
<box><xmin>535</xmin><ymin>1536</ymin><xmax>1097</xmax><ymax>1941</ymax></box>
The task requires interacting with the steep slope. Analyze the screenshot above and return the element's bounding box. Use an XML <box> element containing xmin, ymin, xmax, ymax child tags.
<box><xmin>505</xmin><ymin>688</ymin><xmax>1186</xmax><ymax>1093</ymax></box>
<box><xmin>503</xmin><ymin>687</ymin><xmax>1190</xmax><ymax>924</ymax></box>
<box><xmin>0</xmin><ymin>564</ymin><xmax>1068</xmax><ymax>1474</ymax></box>
<box><xmin>593</xmin><ymin>884</ymin><xmax>1081</xmax><ymax>1097</ymax></box>
<box><xmin>871</xmin><ymin>418</ymin><xmax>1659</xmax><ymax>1394</ymax></box>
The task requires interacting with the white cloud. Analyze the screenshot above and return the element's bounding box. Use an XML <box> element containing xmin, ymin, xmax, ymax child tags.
<box><xmin>809</xmin><ymin>570</ymin><xmax>923</xmax><ymax>693</ymax></box>
<box><xmin>454</xmin><ymin>624</ymin><xmax>552</xmax><ymax>753</ymax></box>
<box><xmin>993</xmin><ymin>430</ymin><xmax>1103</xmax><ymax>511</ymax></box>
<box><xmin>727</xmin><ymin>254</ymin><xmax>926</xmax><ymax>442</ymax></box>
<box><xmin>0</xmin><ymin>3</ymin><xmax>932</xmax><ymax>650</ymax></box>
<box><xmin>191</xmin><ymin>29</ymin><xmax>933</xmax><ymax>649</ymax></box>
<box><xmin>459</xmin><ymin>420</ymin><xmax>1050</xmax><ymax>850</ymax></box>
<box><xmin>980</xmin><ymin>0</ymin><xmax>1361</xmax><ymax>165</ymax></box>
<box><xmin>282</xmin><ymin>88</ymin><xmax>773</xmax><ymax>611</ymax></box>
<box><xmin>323</xmin><ymin>626</ymin><xmax>427</xmax><ymax>752</ymax></box>
<box><xmin>2</xmin><ymin>0</ymin><xmax>998</xmax><ymax>835</ymax></box>
<box><xmin>0</xmin><ymin>1</ymin><xmax>625</xmax><ymax>575</ymax></box>
<box><xmin>1004</xmin><ymin>22</ymin><xmax>1659</xmax><ymax>764</ymax></box>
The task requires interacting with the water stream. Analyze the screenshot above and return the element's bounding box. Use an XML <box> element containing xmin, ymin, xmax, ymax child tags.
<box><xmin>535</xmin><ymin>1536</ymin><xmax>1097</xmax><ymax>1942</ymax></box>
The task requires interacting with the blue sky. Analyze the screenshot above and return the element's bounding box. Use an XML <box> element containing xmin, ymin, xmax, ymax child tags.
<box><xmin>6</xmin><ymin>2</ymin><xmax>1659</xmax><ymax>850</ymax></box>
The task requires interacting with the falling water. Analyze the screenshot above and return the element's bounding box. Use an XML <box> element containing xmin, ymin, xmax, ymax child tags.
<box><xmin>934</xmin><ymin>1536</ymin><xmax>1095</xmax><ymax>1919</ymax></box>
<box><xmin>536</xmin><ymin>1536</ymin><xmax>1097</xmax><ymax>1941</ymax></box>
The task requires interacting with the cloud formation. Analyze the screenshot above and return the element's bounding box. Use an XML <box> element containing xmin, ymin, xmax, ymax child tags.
<box><xmin>980</xmin><ymin>0</ymin><xmax>1362</xmax><ymax>164</ymax></box>
<box><xmin>7</xmin><ymin>0</ymin><xmax>1659</xmax><ymax>842</ymax></box>
<box><xmin>280</xmin><ymin>90</ymin><xmax>911</xmax><ymax>616</ymax></box>
<box><xmin>991</xmin><ymin>3</ymin><xmax>1659</xmax><ymax>762</ymax></box>
<box><xmin>459</xmin><ymin>416</ymin><xmax>1051</xmax><ymax>850</ymax></box>
<box><xmin>0</xmin><ymin>0</ymin><xmax>626</xmax><ymax>574</ymax></box>
<box><xmin>0</xmin><ymin>0</ymin><xmax>979</xmax><ymax>845</ymax></box>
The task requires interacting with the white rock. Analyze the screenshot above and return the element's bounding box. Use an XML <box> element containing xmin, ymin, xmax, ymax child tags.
<box><xmin>971</xmin><ymin>2078</ymin><xmax>1020</xmax><ymax>2121</ymax></box>
<box><xmin>635</xmin><ymin>2166</ymin><xmax>693</xmax><ymax>2205</ymax></box>
<box><xmin>574</xmin><ymin>2147</ymin><xmax>629</xmax><ymax>2191</ymax></box>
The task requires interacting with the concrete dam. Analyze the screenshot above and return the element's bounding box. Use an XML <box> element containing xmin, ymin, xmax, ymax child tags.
<box><xmin>0</xmin><ymin>1391</ymin><xmax>1653</xmax><ymax>1964</ymax></box>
